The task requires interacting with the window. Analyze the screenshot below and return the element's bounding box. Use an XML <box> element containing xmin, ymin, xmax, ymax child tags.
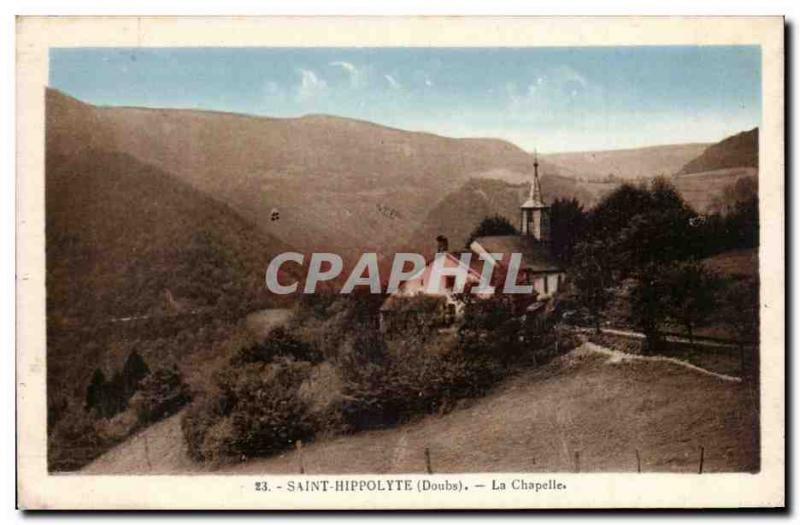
<box><xmin>444</xmin><ymin>276</ymin><xmax>456</xmax><ymax>290</ymax></box>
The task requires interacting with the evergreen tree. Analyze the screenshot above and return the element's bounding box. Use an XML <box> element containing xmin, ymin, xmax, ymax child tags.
<box><xmin>121</xmin><ymin>350</ymin><xmax>150</xmax><ymax>398</ymax></box>
<box><xmin>85</xmin><ymin>368</ymin><xmax>106</xmax><ymax>412</ymax></box>
<box><xmin>465</xmin><ymin>214</ymin><xmax>517</xmax><ymax>248</ymax></box>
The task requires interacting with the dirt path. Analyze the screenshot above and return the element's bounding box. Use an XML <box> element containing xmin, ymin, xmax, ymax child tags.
<box><xmin>571</xmin><ymin>326</ymin><xmax>746</xmax><ymax>350</ymax></box>
<box><xmin>582</xmin><ymin>342</ymin><xmax>742</xmax><ymax>383</ymax></box>
<box><xmin>81</xmin><ymin>410</ymin><xmax>200</xmax><ymax>474</ymax></box>
<box><xmin>82</xmin><ymin>343</ymin><xmax>758</xmax><ymax>475</ymax></box>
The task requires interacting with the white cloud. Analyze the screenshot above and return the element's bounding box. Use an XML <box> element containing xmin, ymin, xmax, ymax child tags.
<box><xmin>505</xmin><ymin>65</ymin><xmax>600</xmax><ymax>116</ymax></box>
<box><xmin>384</xmin><ymin>74</ymin><xmax>401</xmax><ymax>89</ymax></box>
<box><xmin>329</xmin><ymin>61</ymin><xmax>364</xmax><ymax>88</ymax></box>
<box><xmin>296</xmin><ymin>69</ymin><xmax>328</xmax><ymax>100</ymax></box>
<box><xmin>329</xmin><ymin>60</ymin><xmax>356</xmax><ymax>74</ymax></box>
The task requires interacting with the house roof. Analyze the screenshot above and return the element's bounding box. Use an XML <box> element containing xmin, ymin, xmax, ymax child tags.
<box><xmin>471</xmin><ymin>235</ymin><xmax>562</xmax><ymax>273</ymax></box>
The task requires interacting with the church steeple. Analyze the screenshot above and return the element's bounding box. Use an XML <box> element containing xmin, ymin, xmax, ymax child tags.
<box><xmin>529</xmin><ymin>150</ymin><xmax>544</xmax><ymax>206</ymax></box>
<box><xmin>520</xmin><ymin>150</ymin><xmax>550</xmax><ymax>241</ymax></box>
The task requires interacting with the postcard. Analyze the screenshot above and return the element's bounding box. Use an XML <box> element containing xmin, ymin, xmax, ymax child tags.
<box><xmin>16</xmin><ymin>16</ymin><xmax>784</xmax><ymax>509</ymax></box>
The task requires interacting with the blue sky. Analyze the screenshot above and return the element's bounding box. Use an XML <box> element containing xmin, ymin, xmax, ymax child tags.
<box><xmin>50</xmin><ymin>46</ymin><xmax>760</xmax><ymax>152</ymax></box>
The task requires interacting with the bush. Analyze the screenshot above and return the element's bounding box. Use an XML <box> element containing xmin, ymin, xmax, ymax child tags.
<box><xmin>131</xmin><ymin>365</ymin><xmax>191</xmax><ymax>424</ymax></box>
<box><xmin>232</xmin><ymin>326</ymin><xmax>322</xmax><ymax>365</ymax></box>
<box><xmin>297</xmin><ymin>362</ymin><xmax>349</xmax><ymax>436</ymax></box>
<box><xmin>339</xmin><ymin>334</ymin><xmax>505</xmax><ymax>431</ymax></box>
<box><xmin>48</xmin><ymin>403</ymin><xmax>107</xmax><ymax>471</ymax></box>
<box><xmin>182</xmin><ymin>393</ymin><xmax>228</xmax><ymax>462</ymax></box>
<box><xmin>198</xmin><ymin>417</ymin><xmax>237</xmax><ymax>464</ymax></box>
<box><xmin>181</xmin><ymin>360</ymin><xmax>314</xmax><ymax>462</ymax></box>
<box><xmin>95</xmin><ymin>408</ymin><xmax>139</xmax><ymax>442</ymax></box>
<box><xmin>380</xmin><ymin>294</ymin><xmax>450</xmax><ymax>339</ymax></box>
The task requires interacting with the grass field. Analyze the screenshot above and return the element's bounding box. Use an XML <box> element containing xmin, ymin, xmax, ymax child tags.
<box><xmin>81</xmin><ymin>343</ymin><xmax>759</xmax><ymax>475</ymax></box>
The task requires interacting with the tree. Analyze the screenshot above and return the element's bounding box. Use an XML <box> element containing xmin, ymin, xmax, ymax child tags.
<box><xmin>587</xmin><ymin>179</ymin><xmax>698</xmax><ymax>278</ymax></box>
<box><xmin>663</xmin><ymin>261</ymin><xmax>721</xmax><ymax>348</ymax></box>
<box><xmin>726</xmin><ymin>196</ymin><xmax>759</xmax><ymax>249</ymax></box>
<box><xmin>465</xmin><ymin>214</ymin><xmax>517</xmax><ymax>248</ymax></box>
<box><xmin>629</xmin><ymin>264</ymin><xmax>671</xmax><ymax>354</ymax></box>
<box><xmin>549</xmin><ymin>198</ymin><xmax>588</xmax><ymax>265</ymax></box>
<box><xmin>720</xmin><ymin>279</ymin><xmax>760</xmax><ymax>379</ymax></box>
<box><xmin>458</xmin><ymin>294</ymin><xmax>523</xmax><ymax>364</ymax></box>
<box><xmin>587</xmin><ymin>183</ymin><xmax>653</xmax><ymax>242</ymax></box>
<box><xmin>121</xmin><ymin>350</ymin><xmax>150</xmax><ymax>398</ymax></box>
<box><xmin>85</xmin><ymin>368</ymin><xmax>107</xmax><ymax>413</ymax></box>
<box><xmin>571</xmin><ymin>241</ymin><xmax>611</xmax><ymax>333</ymax></box>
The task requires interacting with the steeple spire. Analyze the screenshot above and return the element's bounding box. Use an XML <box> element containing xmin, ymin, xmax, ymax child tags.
<box><xmin>529</xmin><ymin>149</ymin><xmax>544</xmax><ymax>206</ymax></box>
<box><xmin>520</xmin><ymin>148</ymin><xmax>550</xmax><ymax>241</ymax></box>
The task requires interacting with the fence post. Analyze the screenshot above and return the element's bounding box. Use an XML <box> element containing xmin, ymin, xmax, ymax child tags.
<box><xmin>296</xmin><ymin>440</ymin><xmax>305</xmax><ymax>474</ymax></box>
<box><xmin>635</xmin><ymin>449</ymin><xmax>641</xmax><ymax>473</ymax></box>
<box><xmin>425</xmin><ymin>447</ymin><xmax>433</xmax><ymax>474</ymax></box>
<box><xmin>143</xmin><ymin>433</ymin><xmax>152</xmax><ymax>471</ymax></box>
<box><xmin>574</xmin><ymin>451</ymin><xmax>580</xmax><ymax>473</ymax></box>
<box><xmin>698</xmin><ymin>446</ymin><xmax>704</xmax><ymax>474</ymax></box>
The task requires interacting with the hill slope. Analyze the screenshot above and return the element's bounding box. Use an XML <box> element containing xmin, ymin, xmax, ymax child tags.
<box><xmin>45</xmin><ymin>146</ymin><xmax>300</xmax><ymax>429</ymax></box>
<box><xmin>82</xmin><ymin>343</ymin><xmax>758</xmax><ymax>474</ymax></box>
<box><xmin>678</xmin><ymin>128</ymin><xmax>758</xmax><ymax>175</ymax></box>
<box><xmin>46</xmin><ymin>89</ymin><xmax>572</xmax><ymax>260</ymax></box>
<box><xmin>544</xmin><ymin>143</ymin><xmax>709</xmax><ymax>181</ymax></box>
<box><xmin>46</xmin><ymin>149</ymin><xmax>296</xmax><ymax>323</ymax></box>
<box><xmin>670</xmin><ymin>167</ymin><xmax>758</xmax><ymax>212</ymax></box>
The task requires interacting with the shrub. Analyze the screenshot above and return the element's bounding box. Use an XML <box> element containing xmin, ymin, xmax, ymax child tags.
<box><xmin>181</xmin><ymin>360</ymin><xmax>314</xmax><ymax>462</ymax></box>
<box><xmin>199</xmin><ymin>417</ymin><xmax>237</xmax><ymax>464</ymax></box>
<box><xmin>380</xmin><ymin>294</ymin><xmax>450</xmax><ymax>339</ymax></box>
<box><xmin>131</xmin><ymin>365</ymin><xmax>191</xmax><ymax>424</ymax></box>
<box><xmin>232</xmin><ymin>326</ymin><xmax>322</xmax><ymax>365</ymax></box>
<box><xmin>297</xmin><ymin>362</ymin><xmax>349</xmax><ymax>436</ymax></box>
<box><xmin>339</xmin><ymin>334</ymin><xmax>505</xmax><ymax>431</ymax></box>
<box><xmin>95</xmin><ymin>408</ymin><xmax>139</xmax><ymax>442</ymax></box>
<box><xmin>182</xmin><ymin>393</ymin><xmax>227</xmax><ymax>462</ymax></box>
<box><xmin>48</xmin><ymin>403</ymin><xmax>107</xmax><ymax>471</ymax></box>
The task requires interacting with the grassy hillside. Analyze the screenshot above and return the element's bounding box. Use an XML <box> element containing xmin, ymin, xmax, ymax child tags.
<box><xmin>544</xmin><ymin>143</ymin><xmax>709</xmax><ymax>181</ymax></box>
<box><xmin>82</xmin><ymin>343</ymin><xmax>759</xmax><ymax>474</ymax></box>
<box><xmin>703</xmin><ymin>248</ymin><xmax>758</xmax><ymax>280</ymax></box>
<box><xmin>46</xmin><ymin>89</ymin><xmax>574</xmax><ymax>260</ymax></box>
<box><xmin>46</xmin><ymin>149</ymin><xmax>296</xmax><ymax>324</ymax></box>
<box><xmin>671</xmin><ymin>167</ymin><xmax>758</xmax><ymax>212</ymax></box>
<box><xmin>45</xmin><ymin>145</ymin><xmax>301</xmax><ymax>469</ymax></box>
<box><xmin>678</xmin><ymin>128</ymin><xmax>758</xmax><ymax>175</ymax></box>
<box><xmin>555</xmin><ymin>166</ymin><xmax>757</xmax><ymax>214</ymax></box>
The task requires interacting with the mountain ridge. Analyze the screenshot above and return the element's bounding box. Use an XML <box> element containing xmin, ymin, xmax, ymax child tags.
<box><xmin>678</xmin><ymin>128</ymin><xmax>759</xmax><ymax>175</ymax></box>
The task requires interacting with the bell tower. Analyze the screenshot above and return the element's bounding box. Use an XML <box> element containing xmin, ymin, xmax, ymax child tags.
<box><xmin>520</xmin><ymin>151</ymin><xmax>550</xmax><ymax>242</ymax></box>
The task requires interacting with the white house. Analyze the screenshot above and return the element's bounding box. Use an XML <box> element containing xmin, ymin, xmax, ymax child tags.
<box><xmin>379</xmin><ymin>153</ymin><xmax>564</xmax><ymax>330</ymax></box>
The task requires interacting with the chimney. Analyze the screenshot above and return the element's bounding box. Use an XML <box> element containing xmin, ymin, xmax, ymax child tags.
<box><xmin>436</xmin><ymin>235</ymin><xmax>449</xmax><ymax>253</ymax></box>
